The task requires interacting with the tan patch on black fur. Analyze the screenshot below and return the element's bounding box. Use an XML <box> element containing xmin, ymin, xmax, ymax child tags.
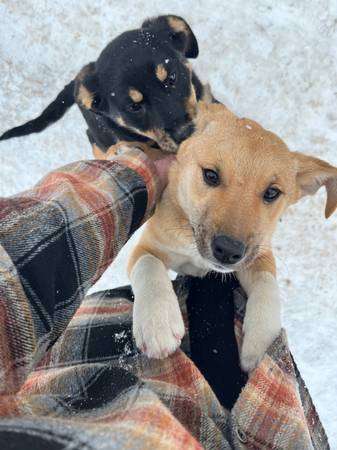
<box><xmin>201</xmin><ymin>83</ymin><xmax>214</xmax><ymax>104</ymax></box>
<box><xmin>156</xmin><ymin>64</ymin><xmax>168</xmax><ymax>82</ymax></box>
<box><xmin>185</xmin><ymin>85</ymin><xmax>197</xmax><ymax>119</ymax></box>
<box><xmin>168</xmin><ymin>16</ymin><xmax>188</xmax><ymax>34</ymax></box>
<box><xmin>78</xmin><ymin>84</ymin><xmax>94</xmax><ymax>109</ymax></box>
<box><xmin>92</xmin><ymin>143</ymin><xmax>108</xmax><ymax>159</ymax></box>
<box><xmin>116</xmin><ymin>116</ymin><xmax>127</xmax><ymax>127</ymax></box>
<box><xmin>137</xmin><ymin>128</ymin><xmax>177</xmax><ymax>153</ymax></box>
<box><xmin>129</xmin><ymin>88</ymin><xmax>143</xmax><ymax>103</ymax></box>
<box><xmin>75</xmin><ymin>63</ymin><xmax>96</xmax><ymax>109</ymax></box>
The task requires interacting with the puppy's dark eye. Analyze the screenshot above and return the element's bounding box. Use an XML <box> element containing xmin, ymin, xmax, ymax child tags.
<box><xmin>202</xmin><ymin>168</ymin><xmax>220</xmax><ymax>187</ymax></box>
<box><xmin>263</xmin><ymin>186</ymin><xmax>282</xmax><ymax>203</ymax></box>
<box><xmin>168</xmin><ymin>72</ymin><xmax>176</xmax><ymax>86</ymax></box>
<box><xmin>92</xmin><ymin>94</ymin><xmax>101</xmax><ymax>110</ymax></box>
<box><xmin>127</xmin><ymin>102</ymin><xmax>144</xmax><ymax>113</ymax></box>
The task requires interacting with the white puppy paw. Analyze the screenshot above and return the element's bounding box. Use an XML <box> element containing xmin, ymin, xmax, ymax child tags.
<box><xmin>240</xmin><ymin>329</ymin><xmax>277</xmax><ymax>372</ymax></box>
<box><xmin>238</xmin><ymin>271</ymin><xmax>282</xmax><ymax>372</ymax></box>
<box><xmin>133</xmin><ymin>293</ymin><xmax>185</xmax><ymax>359</ymax></box>
<box><xmin>130</xmin><ymin>254</ymin><xmax>185</xmax><ymax>359</ymax></box>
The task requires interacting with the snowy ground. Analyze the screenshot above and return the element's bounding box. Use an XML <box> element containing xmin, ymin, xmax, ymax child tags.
<box><xmin>1</xmin><ymin>0</ymin><xmax>337</xmax><ymax>446</ymax></box>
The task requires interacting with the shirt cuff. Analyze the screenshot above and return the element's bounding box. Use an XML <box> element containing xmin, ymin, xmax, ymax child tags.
<box><xmin>107</xmin><ymin>148</ymin><xmax>162</xmax><ymax>217</ymax></box>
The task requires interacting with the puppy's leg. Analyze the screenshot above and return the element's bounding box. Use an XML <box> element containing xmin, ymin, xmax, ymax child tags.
<box><xmin>92</xmin><ymin>143</ymin><xmax>110</xmax><ymax>159</ymax></box>
<box><xmin>237</xmin><ymin>251</ymin><xmax>281</xmax><ymax>372</ymax></box>
<box><xmin>92</xmin><ymin>140</ymin><xmax>166</xmax><ymax>160</ymax></box>
<box><xmin>92</xmin><ymin>142</ymin><xmax>127</xmax><ymax>160</ymax></box>
<box><xmin>128</xmin><ymin>245</ymin><xmax>185</xmax><ymax>359</ymax></box>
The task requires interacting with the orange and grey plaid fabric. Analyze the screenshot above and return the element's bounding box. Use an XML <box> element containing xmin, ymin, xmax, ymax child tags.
<box><xmin>0</xmin><ymin>150</ymin><xmax>329</xmax><ymax>449</ymax></box>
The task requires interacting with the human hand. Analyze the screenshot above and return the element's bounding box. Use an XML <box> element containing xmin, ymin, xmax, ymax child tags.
<box><xmin>110</xmin><ymin>141</ymin><xmax>176</xmax><ymax>190</ymax></box>
<box><xmin>152</xmin><ymin>155</ymin><xmax>176</xmax><ymax>189</ymax></box>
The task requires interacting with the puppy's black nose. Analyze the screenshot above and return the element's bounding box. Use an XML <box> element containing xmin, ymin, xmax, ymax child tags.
<box><xmin>211</xmin><ymin>235</ymin><xmax>246</xmax><ymax>265</ymax></box>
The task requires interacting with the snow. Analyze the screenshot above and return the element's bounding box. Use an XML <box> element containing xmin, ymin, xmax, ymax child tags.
<box><xmin>1</xmin><ymin>0</ymin><xmax>337</xmax><ymax>445</ymax></box>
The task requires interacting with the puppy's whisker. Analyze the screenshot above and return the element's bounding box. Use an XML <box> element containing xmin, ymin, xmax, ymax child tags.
<box><xmin>165</xmin><ymin>225</ymin><xmax>192</xmax><ymax>232</ymax></box>
<box><xmin>253</xmin><ymin>245</ymin><xmax>291</xmax><ymax>277</ymax></box>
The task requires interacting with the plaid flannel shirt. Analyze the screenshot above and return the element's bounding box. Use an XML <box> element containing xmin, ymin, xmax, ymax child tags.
<box><xmin>0</xmin><ymin>149</ymin><xmax>329</xmax><ymax>449</ymax></box>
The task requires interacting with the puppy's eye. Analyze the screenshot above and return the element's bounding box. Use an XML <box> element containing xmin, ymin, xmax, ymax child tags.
<box><xmin>202</xmin><ymin>168</ymin><xmax>220</xmax><ymax>187</ymax></box>
<box><xmin>92</xmin><ymin>94</ymin><xmax>102</xmax><ymax>110</ymax></box>
<box><xmin>127</xmin><ymin>102</ymin><xmax>144</xmax><ymax>113</ymax></box>
<box><xmin>167</xmin><ymin>72</ymin><xmax>176</xmax><ymax>86</ymax></box>
<box><xmin>263</xmin><ymin>186</ymin><xmax>282</xmax><ymax>203</ymax></box>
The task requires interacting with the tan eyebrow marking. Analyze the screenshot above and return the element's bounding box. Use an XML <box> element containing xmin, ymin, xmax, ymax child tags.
<box><xmin>116</xmin><ymin>116</ymin><xmax>127</xmax><ymax>127</ymax></box>
<box><xmin>129</xmin><ymin>88</ymin><xmax>143</xmax><ymax>103</ymax></box>
<box><xmin>155</xmin><ymin>64</ymin><xmax>168</xmax><ymax>82</ymax></box>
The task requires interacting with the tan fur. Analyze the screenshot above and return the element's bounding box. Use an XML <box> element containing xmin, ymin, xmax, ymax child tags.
<box><xmin>127</xmin><ymin>240</ymin><xmax>170</xmax><ymax>275</ymax></box>
<box><xmin>92</xmin><ymin>143</ymin><xmax>107</xmax><ymax>159</ymax></box>
<box><xmin>92</xmin><ymin>140</ymin><xmax>166</xmax><ymax>161</ymax></box>
<box><xmin>155</xmin><ymin>64</ymin><xmax>168</xmax><ymax>82</ymax></box>
<box><xmin>129</xmin><ymin>101</ymin><xmax>337</xmax><ymax>367</ymax></box>
<box><xmin>75</xmin><ymin>63</ymin><xmax>96</xmax><ymax>110</ymax></box>
<box><xmin>185</xmin><ymin>85</ymin><xmax>197</xmax><ymax>119</ymax></box>
<box><xmin>130</xmin><ymin>102</ymin><xmax>337</xmax><ymax>276</ymax></box>
<box><xmin>77</xmin><ymin>84</ymin><xmax>94</xmax><ymax>110</ymax></box>
<box><xmin>249</xmin><ymin>251</ymin><xmax>276</xmax><ymax>277</ymax></box>
<box><xmin>294</xmin><ymin>152</ymin><xmax>337</xmax><ymax>218</ymax></box>
<box><xmin>137</xmin><ymin>129</ymin><xmax>178</xmax><ymax>153</ymax></box>
<box><xmin>129</xmin><ymin>88</ymin><xmax>143</xmax><ymax>103</ymax></box>
<box><xmin>200</xmin><ymin>83</ymin><xmax>214</xmax><ymax>104</ymax></box>
<box><xmin>106</xmin><ymin>117</ymin><xmax>177</xmax><ymax>153</ymax></box>
<box><xmin>92</xmin><ymin>142</ymin><xmax>132</xmax><ymax>160</ymax></box>
<box><xmin>115</xmin><ymin>116</ymin><xmax>127</xmax><ymax>128</ymax></box>
<box><xmin>168</xmin><ymin>16</ymin><xmax>188</xmax><ymax>35</ymax></box>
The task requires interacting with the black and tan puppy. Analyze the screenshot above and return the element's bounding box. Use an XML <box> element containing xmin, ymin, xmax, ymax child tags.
<box><xmin>0</xmin><ymin>15</ymin><xmax>211</xmax><ymax>155</ymax></box>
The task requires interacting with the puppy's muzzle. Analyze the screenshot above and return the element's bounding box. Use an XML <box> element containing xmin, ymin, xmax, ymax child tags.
<box><xmin>211</xmin><ymin>235</ymin><xmax>246</xmax><ymax>265</ymax></box>
<box><xmin>153</xmin><ymin>131</ymin><xmax>178</xmax><ymax>153</ymax></box>
<box><xmin>167</xmin><ymin>122</ymin><xmax>195</xmax><ymax>144</ymax></box>
<box><xmin>151</xmin><ymin>122</ymin><xmax>195</xmax><ymax>152</ymax></box>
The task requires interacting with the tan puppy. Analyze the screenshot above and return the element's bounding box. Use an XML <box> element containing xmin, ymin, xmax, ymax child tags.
<box><xmin>126</xmin><ymin>102</ymin><xmax>337</xmax><ymax>372</ymax></box>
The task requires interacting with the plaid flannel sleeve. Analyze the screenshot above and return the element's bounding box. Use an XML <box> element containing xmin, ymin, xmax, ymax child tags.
<box><xmin>0</xmin><ymin>149</ymin><xmax>161</xmax><ymax>395</ymax></box>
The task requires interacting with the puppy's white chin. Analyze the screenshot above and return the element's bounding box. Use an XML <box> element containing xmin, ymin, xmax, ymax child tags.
<box><xmin>207</xmin><ymin>255</ymin><xmax>252</xmax><ymax>274</ymax></box>
<box><xmin>213</xmin><ymin>266</ymin><xmax>236</xmax><ymax>274</ymax></box>
<box><xmin>207</xmin><ymin>262</ymin><xmax>236</xmax><ymax>274</ymax></box>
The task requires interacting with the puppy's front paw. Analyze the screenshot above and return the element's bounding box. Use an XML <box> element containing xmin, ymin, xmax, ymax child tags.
<box><xmin>240</xmin><ymin>326</ymin><xmax>281</xmax><ymax>372</ymax></box>
<box><xmin>240</xmin><ymin>292</ymin><xmax>281</xmax><ymax>372</ymax></box>
<box><xmin>240</xmin><ymin>335</ymin><xmax>270</xmax><ymax>372</ymax></box>
<box><xmin>133</xmin><ymin>294</ymin><xmax>185</xmax><ymax>359</ymax></box>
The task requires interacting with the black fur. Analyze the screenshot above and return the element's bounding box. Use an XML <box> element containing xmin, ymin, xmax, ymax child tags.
<box><xmin>0</xmin><ymin>15</ymin><xmax>205</xmax><ymax>153</ymax></box>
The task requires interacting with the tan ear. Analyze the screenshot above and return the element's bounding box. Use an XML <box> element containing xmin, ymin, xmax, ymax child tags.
<box><xmin>295</xmin><ymin>152</ymin><xmax>337</xmax><ymax>218</ymax></box>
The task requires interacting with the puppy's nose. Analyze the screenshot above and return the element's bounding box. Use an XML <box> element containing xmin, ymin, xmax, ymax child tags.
<box><xmin>211</xmin><ymin>235</ymin><xmax>246</xmax><ymax>265</ymax></box>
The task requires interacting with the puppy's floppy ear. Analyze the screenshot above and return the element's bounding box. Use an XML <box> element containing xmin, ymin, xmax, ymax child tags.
<box><xmin>142</xmin><ymin>15</ymin><xmax>199</xmax><ymax>58</ymax></box>
<box><xmin>75</xmin><ymin>62</ymin><xmax>108</xmax><ymax>114</ymax></box>
<box><xmin>294</xmin><ymin>152</ymin><xmax>337</xmax><ymax>218</ymax></box>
